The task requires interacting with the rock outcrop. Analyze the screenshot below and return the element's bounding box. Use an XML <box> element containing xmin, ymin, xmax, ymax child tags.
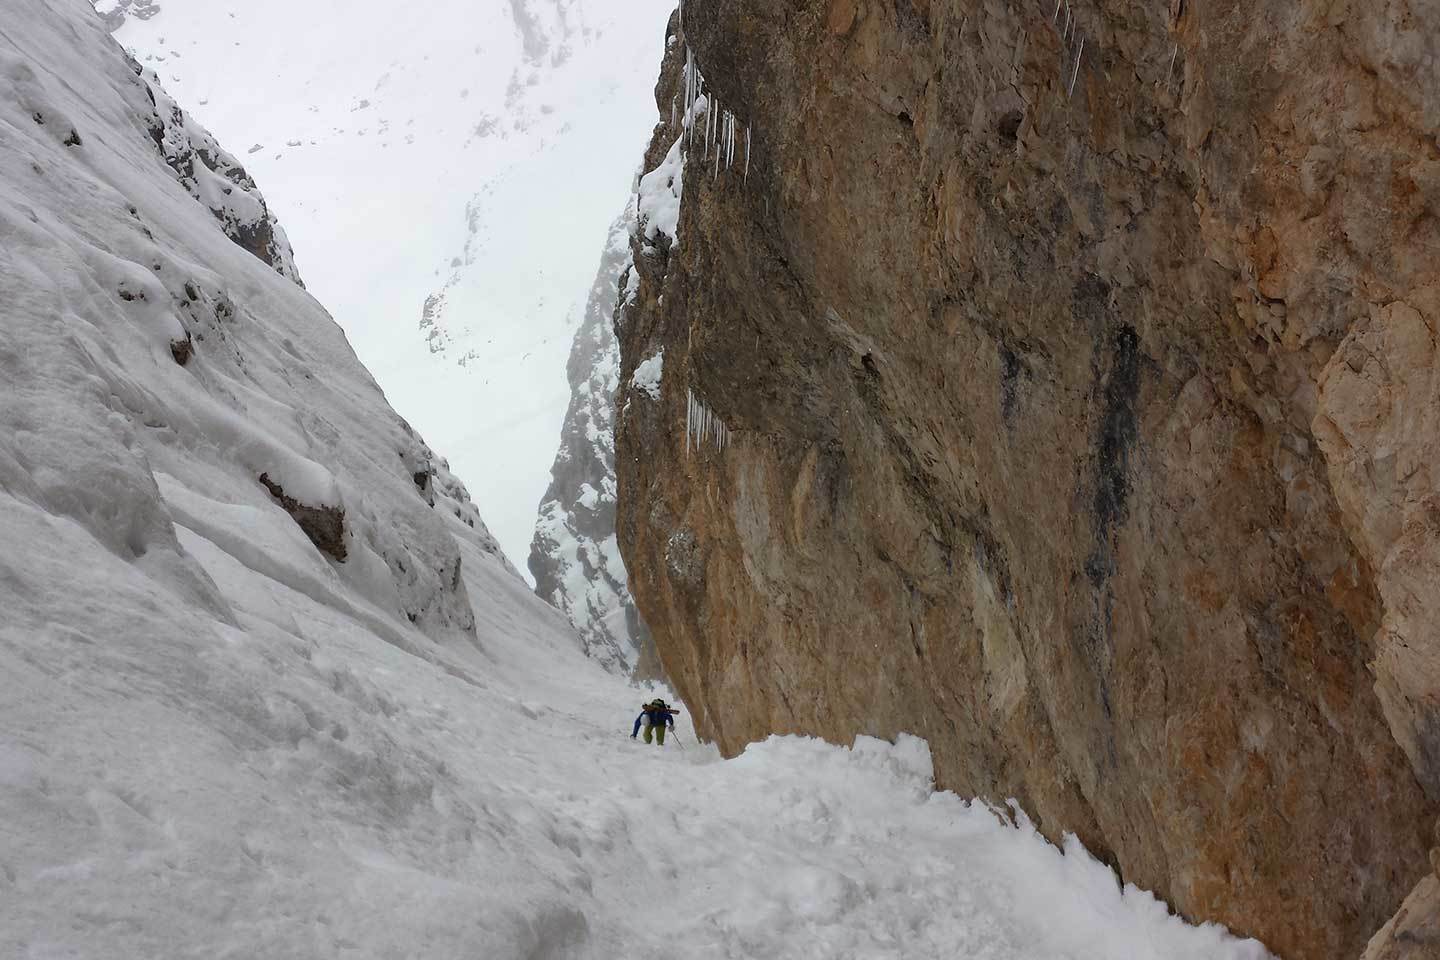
<box><xmin>137</xmin><ymin>59</ymin><xmax>304</xmax><ymax>285</ymax></box>
<box><xmin>530</xmin><ymin>211</ymin><xmax>658</xmax><ymax>676</ymax></box>
<box><xmin>614</xmin><ymin>3</ymin><xmax>1440</xmax><ymax>957</ymax></box>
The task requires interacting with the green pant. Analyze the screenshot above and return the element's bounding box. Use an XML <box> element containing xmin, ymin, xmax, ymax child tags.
<box><xmin>643</xmin><ymin>723</ymin><xmax>667</xmax><ymax>745</ymax></box>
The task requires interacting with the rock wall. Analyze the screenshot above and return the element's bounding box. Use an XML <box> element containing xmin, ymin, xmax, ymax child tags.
<box><xmin>613</xmin><ymin>2</ymin><xmax>1440</xmax><ymax>957</ymax></box>
<box><xmin>530</xmin><ymin>210</ymin><xmax>658</xmax><ymax>677</ymax></box>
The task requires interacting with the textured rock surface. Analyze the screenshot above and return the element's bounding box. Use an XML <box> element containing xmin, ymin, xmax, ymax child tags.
<box><xmin>530</xmin><ymin>212</ymin><xmax>658</xmax><ymax>677</ymax></box>
<box><xmin>614</xmin><ymin>3</ymin><xmax>1440</xmax><ymax>957</ymax></box>
<box><xmin>258</xmin><ymin>472</ymin><xmax>348</xmax><ymax>561</ymax></box>
<box><xmin>1364</xmin><ymin>875</ymin><xmax>1440</xmax><ymax>960</ymax></box>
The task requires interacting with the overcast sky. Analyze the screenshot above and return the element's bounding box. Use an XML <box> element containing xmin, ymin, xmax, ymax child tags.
<box><xmin>111</xmin><ymin>0</ymin><xmax>673</xmax><ymax>575</ymax></box>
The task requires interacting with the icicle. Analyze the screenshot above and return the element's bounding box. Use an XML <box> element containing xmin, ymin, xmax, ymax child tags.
<box><xmin>744</xmin><ymin>127</ymin><xmax>751</xmax><ymax>183</ymax></box>
<box><xmin>1165</xmin><ymin>44</ymin><xmax>1178</xmax><ymax>87</ymax></box>
<box><xmin>1052</xmin><ymin>0</ymin><xmax>1062</xmax><ymax>22</ymax></box>
<box><xmin>684</xmin><ymin>49</ymin><xmax>694</xmax><ymax>145</ymax></box>
<box><xmin>713</xmin><ymin>134</ymin><xmax>720</xmax><ymax>181</ymax></box>
<box><xmin>1068</xmin><ymin>36</ymin><xmax>1085</xmax><ymax>97</ymax></box>
<box><xmin>686</xmin><ymin>390</ymin><xmax>693</xmax><ymax>455</ymax></box>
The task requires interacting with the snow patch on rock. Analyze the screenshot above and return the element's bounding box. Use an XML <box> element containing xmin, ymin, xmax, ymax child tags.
<box><xmin>630</xmin><ymin>349</ymin><xmax>663</xmax><ymax>401</ymax></box>
<box><xmin>637</xmin><ymin>134</ymin><xmax>684</xmax><ymax>246</ymax></box>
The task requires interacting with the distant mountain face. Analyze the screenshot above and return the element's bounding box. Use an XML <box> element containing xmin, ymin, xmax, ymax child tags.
<box><xmin>100</xmin><ymin>0</ymin><xmax>674</xmax><ymax>571</ymax></box>
<box><xmin>528</xmin><ymin>211</ymin><xmax>656</xmax><ymax>677</ymax></box>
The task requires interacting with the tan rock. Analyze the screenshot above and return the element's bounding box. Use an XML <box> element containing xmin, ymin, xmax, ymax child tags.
<box><xmin>618</xmin><ymin>3</ymin><xmax>1440</xmax><ymax>957</ymax></box>
<box><xmin>826</xmin><ymin>0</ymin><xmax>857</xmax><ymax>37</ymax></box>
<box><xmin>1363</xmin><ymin>876</ymin><xmax>1440</xmax><ymax>960</ymax></box>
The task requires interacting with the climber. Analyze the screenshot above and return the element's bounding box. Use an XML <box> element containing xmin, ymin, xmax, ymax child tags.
<box><xmin>631</xmin><ymin>698</ymin><xmax>679</xmax><ymax>745</ymax></box>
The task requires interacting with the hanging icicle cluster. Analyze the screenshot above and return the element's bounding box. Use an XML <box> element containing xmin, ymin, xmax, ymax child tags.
<box><xmin>682</xmin><ymin>45</ymin><xmax>705</xmax><ymax>146</ymax></box>
<box><xmin>686</xmin><ymin>388</ymin><xmax>730</xmax><ymax>454</ymax></box>
<box><xmin>679</xmin><ymin>38</ymin><xmax>753</xmax><ymax>185</ymax></box>
<box><xmin>1050</xmin><ymin>0</ymin><xmax>1086</xmax><ymax>98</ymax></box>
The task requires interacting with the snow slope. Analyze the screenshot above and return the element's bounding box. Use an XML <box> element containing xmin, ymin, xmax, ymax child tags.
<box><xmin>2</xmin><ymin>3</ymin><xmax>1273</xmax><ymax>957</ymax></box>
<box><xmin>103</xmin><ymin>0</ymin><xmax>675</xmax><ymax>570</ymax></box>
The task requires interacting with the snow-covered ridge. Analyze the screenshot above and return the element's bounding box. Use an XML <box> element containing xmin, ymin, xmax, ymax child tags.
<box><xmin>1</xmin><ymin>0</ymin><xmax>501</xmax><ymax>652</ymax></box>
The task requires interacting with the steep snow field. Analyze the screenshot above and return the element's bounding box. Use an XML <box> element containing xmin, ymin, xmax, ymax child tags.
<box><xmin>5</xmin><ymin>525</ymin><xmax>1275</xmax><ymax>959</ymax></box>
<box><xmin>104</xmin><ymin>0</ymin><xmax>674</xmax><ymax>569</ymax></box>
<box><xmin>2</xmin><ymin>2</ymin><xmax>1272</xmax><ymax>956</ymax></box>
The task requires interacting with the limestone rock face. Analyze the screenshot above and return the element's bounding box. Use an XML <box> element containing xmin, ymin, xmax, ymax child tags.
<box><xmin>613</xmin><ymin>3</ymin><xmax>1440</xmax><ymax>957</ymax></box>
<box><xmin>530</xmin><ymin>212</ymin><xmax>657</xmax><ymax>677</ymax></box>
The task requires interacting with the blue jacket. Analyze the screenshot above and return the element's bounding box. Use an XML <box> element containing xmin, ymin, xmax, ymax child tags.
<box><xmin>632</xmin><ymin>705</ymin><xmax>676</xmax><ymax>736</ymax></box>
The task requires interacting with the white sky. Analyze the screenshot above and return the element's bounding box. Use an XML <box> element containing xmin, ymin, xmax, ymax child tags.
<box><xmin>112</xmin><ymin>0</ymin><xmax>673</xmax><ymax>576</ymax></box>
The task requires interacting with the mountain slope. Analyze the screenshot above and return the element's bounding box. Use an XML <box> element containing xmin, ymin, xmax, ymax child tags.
<box><xmin>103</xmin><ymin>0</ymin><xmax>674</xmax><ymax>568</ymax></box>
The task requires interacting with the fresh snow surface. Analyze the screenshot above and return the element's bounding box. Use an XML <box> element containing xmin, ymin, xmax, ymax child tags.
<box><xmin>106</xmin><ymin>0</ymin><xmax>675</xmax><ymax>571</ymax></box>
